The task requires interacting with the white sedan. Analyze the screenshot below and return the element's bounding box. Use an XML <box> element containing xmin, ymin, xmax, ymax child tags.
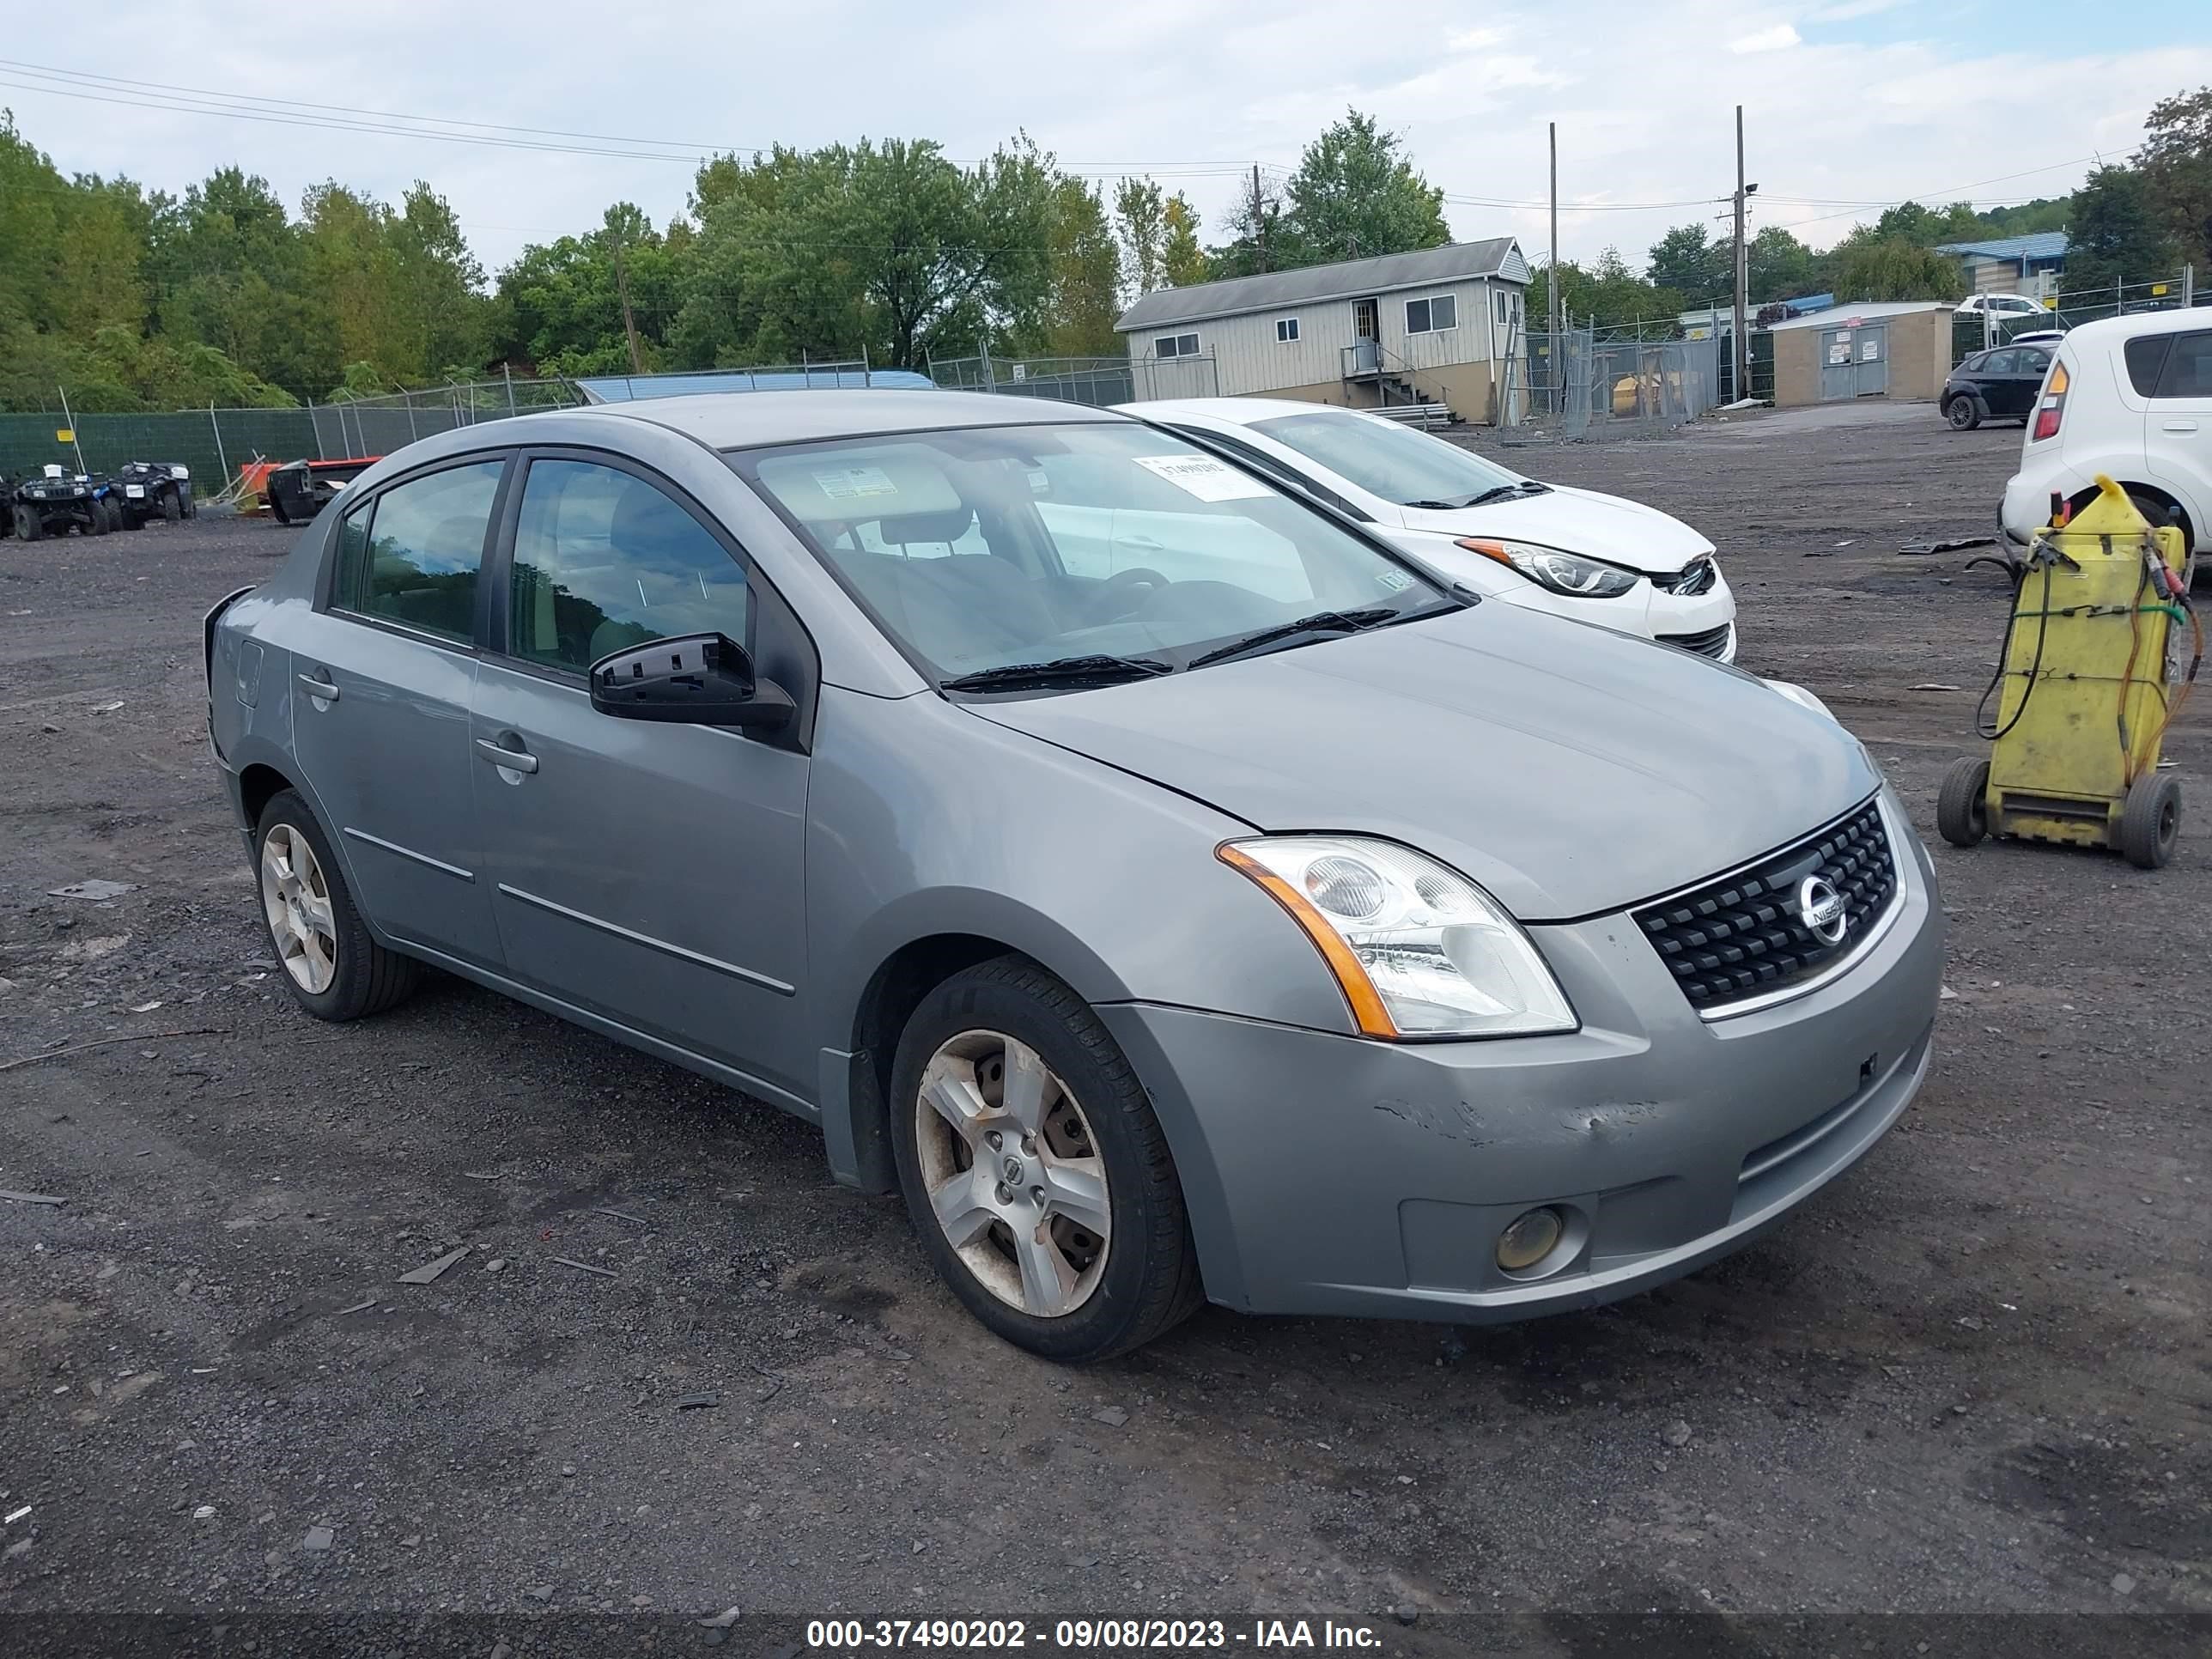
<box><xmin>1119</xmin><ymin>398</ymin><xmax>1738</xmax><ymax>662</ymax></box>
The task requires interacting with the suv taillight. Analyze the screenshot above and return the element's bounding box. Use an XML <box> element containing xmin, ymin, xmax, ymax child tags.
<box><xmin>2032</xmin><ymin>360</ymin><xmax>2069</xmax><ymax>441</ymax></box>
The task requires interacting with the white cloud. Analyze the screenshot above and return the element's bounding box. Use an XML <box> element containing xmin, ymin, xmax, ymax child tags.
<box><xmin>1729</xmin><ymin>24</ymin><xmax>1802</xmax><ymax>54</ymax></box>
<box><xmin>1448</xmin><ymin>27</ymin><xmax>1508</xmax><ymax>52</ymax></box>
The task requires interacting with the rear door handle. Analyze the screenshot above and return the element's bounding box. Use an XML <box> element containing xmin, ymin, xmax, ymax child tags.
<box><xmin>297</xmin><ymin>672</ymin><xmax>338</xmax><ymax>702</ymax></box>
<box><xmin>2161</xmin><ymin>419</ymin><xmax>2199</xmax><ymax>433</ymax></box>
<box><xmin>475</xmin><ymin>738</ymin><xmax>538</xmax><ymax>774</ymax></box>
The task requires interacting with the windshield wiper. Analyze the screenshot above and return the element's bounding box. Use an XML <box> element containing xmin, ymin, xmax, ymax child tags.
<box><xmin>1449</xmin><ymin>480</ymin><xmax>1550</xmax><ymax>508</ymax></box>
<box><xmin>939</xmin><ymin>654</ymin><xmax>1174</xmax><ymax>693</ymax></box>
<box><xmin>1185</xmin><ymin>607</ymin><xmax>1405</xmax><ymax>670</ymax></box>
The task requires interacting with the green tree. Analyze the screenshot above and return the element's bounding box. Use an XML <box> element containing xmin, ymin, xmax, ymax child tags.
<box><xmin>1646</xmin><ymin>224</ymin><xmax>1729</xmax><ymax>301</ymax></box>
<box><xmin>1283</xmin><ymin>109</ymin><xmax>1447</xmax><ymax>263</ymax></box>
<box><xmin>2137</xmin><ymin>85</ymin><xmax>2212</xmax><ymax>274</ymax></box>
<box><xmin>1530</xmin><ymin>249</ymin><xmax>1686</xmax><ymax>336</ymax></box>
<box><xmin>1832</xmin><ymin>237</ymin><xmax>1966</xmax><ymax>302</ymax></box>
<box><xmin>1161</xmin><ymin>193</ymin><xmax>1206</xmax><ymax>287</ymax></box>
<box><xmin>1027</xmin><ymin>176</ymin><xmax>1121</xmax><ymax>356</ymax></box>
<box><xmin>1747</xmin><ymin>226</ymin><xmax>1817</xmax><ymax>301</ymax></box>
<box><xmin>1114</xmin><ymin>176</ymin><xmax>1165</xmax><ymax>297</ymax></box>
<box><xmin>2064</xmin><ymin>165</ymin><xmax>2179</xmax><ymax>295</ymax></box>
<box><xmin>1206</xmin><ymin>170</ymin><xmax>1298</xmax><ymax>280</ymax></box>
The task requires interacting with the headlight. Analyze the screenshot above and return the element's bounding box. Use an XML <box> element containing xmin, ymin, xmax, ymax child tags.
<box><xmin>1455</xmin><ymin>537</ymin><xmax>1641</xmax><ymax>599</ymax></box>
<box><xmin>1218</xmin><ymin>836</ymin><xmax>1577</xmax><ymax>1039</ymax></box>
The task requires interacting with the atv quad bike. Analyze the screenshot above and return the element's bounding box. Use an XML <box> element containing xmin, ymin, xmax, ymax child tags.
<box><xmin>10</xmin><ymin>465</ymin><xmax>113</xmax><ymax>539</ymax></box>
<box><xmin>113</xmin><ymin>461</ymin><xmax>197</xmax><ymax>527</ymax></box>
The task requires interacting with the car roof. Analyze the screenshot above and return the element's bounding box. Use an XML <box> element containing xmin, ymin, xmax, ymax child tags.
<box><xmin>1115</xmin><ymin>397</ymin><xmax>1374</xmax><ymax>426</ymax></box>
<box><xmin>2060</xmin><ymin>306</ymin><xmax>2212</xmax><ymax>349</ymax></box>
<box><xmin>549</xmin><ymin>387</ymin><xmax>1127</xmax><ymax>449</ymax></box>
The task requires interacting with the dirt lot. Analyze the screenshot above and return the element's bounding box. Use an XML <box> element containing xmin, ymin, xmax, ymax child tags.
<box><xmin>1</xmin><ymin>402</ymin><xmax>2206</xmax><ymax>1647</ymax></box>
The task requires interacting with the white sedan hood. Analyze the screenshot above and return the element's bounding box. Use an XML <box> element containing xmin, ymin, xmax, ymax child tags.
<box><xmin>1399</xmin><ymin>485</ymin><xmax>1714</xmax><ymax>575</ymax></box>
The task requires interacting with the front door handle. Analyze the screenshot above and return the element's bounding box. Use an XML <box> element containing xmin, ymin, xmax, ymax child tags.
<box><xmin>2161</xmin><ymin>419</ymin><xmax>2199</xmax><ymax>434</ymax></box>
<box><xmin>476</xmin><ymin>738</ymin><xmax>538</xmax><ymax>774</ymax></box>
<box><xmin>297</xmin><ymin>672</ymin><xmax>338</xmax><ymax>702</ymax></box>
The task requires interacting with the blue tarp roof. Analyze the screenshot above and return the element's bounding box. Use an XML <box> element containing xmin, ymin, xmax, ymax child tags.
<box><xmin>1933</xmin><ymin>232</ymin><xmax>2069</xmax><ymax>263</ymax></box>
<box><xmin>574</xmin><ymin>367</ymin><xmax>934</xmax><ymax>403</ymax></box>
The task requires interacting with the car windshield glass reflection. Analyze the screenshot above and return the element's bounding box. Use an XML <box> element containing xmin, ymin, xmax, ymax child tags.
<box><xmin>734</xmin><ymin>422</ymin><xmax>1451</xmax><ymax>686</ymax></box>
<box><xmin>1249</xmin><ymin>410</ymin><xmax>1524</xmax><ymax>507</ymax></box>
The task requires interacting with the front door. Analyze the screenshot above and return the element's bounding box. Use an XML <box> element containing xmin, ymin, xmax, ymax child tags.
<box><xmin>1350</xmin><ymin>297</ymin><xmax>1381</xmax><ymax>373</ymax></box>
<box><xmin>1851</xmin><ymin>324</ymin><xmax>1889</xmax><ymax>397</ymax></box>
<box><xmin>289</xmin><ymin>456</ymin><xmax>509</xmax><ymax>969</ymax></box>
<box><xmin>469</xmin><ymin>453</ymin><xmax>812</xmax><ymax>1098</ymax></box>
<box><xmin>1818</xmin><ymin>328</ymin><xmax>1855</xmax><ymax>400</ymax></box>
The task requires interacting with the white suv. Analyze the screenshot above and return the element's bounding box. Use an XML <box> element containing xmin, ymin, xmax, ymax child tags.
<box><xmin>2001</xmin><ymin>308</ymin><xmax>2211</xmax><ymax>574</ymax></box>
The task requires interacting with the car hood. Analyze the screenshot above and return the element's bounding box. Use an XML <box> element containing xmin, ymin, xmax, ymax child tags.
<box><xmin>1398</xmin><ymin>485</ymin><xmax>1714</xmax><ymax>574</ymax></box>
<box><xmin>969</xmin><ymin>605</ymin><xmax>1875</xmax><ymax>921</ymax></box>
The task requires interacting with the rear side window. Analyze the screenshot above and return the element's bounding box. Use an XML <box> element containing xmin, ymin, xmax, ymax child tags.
<box><xmin>2154</xmin><ymin>331</ymin><xmax>2212</xmax><ymax>398</ymax></box>
<box><xmin>335</xmin><ymin>460</ymin><xmax>504</xmax><ymax>643</ymax></box>
<box><xmin>2125</xmin><ymin>335</ymin><xmax>2173</xmax><ymax>397</ymax></box>
<box><xmin>508</xmin><ymin>459</ymin><xmax>750</xmax><ymax>672</ymax></box>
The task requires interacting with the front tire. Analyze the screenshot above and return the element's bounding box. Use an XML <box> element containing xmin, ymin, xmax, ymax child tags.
<box><xmin>1946</xmin><ymin>397</ymin><xmax>1981</xmax><ymax>430</ymax></box>
<box><xmin>889</xmin><ymin>956</ymin><xmax>1201</xmax><ymax>1362</ymax></box>
<box><xmin>254</xmin><ymin>789</ymin><xmax>420</xmax><ymax>1021</ymax></box>
<box><xmin>161</xmin><ymin>486</ymin><xmax>184</xmax><ymax>522</ymax></box>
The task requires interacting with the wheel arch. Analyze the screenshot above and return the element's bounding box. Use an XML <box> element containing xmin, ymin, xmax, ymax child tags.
<box><xmin>2063</xmin><ymin>480</ymin><xmax>2198</xmax><ymax>552</ymax></box>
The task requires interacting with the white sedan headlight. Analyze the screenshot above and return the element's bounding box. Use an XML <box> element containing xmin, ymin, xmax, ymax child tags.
<box><xmin>1454</xmin><ymin>537</ymin><xmax>1641</xmax><ymax>599</ymax></box>
<box><xmin>1219</xmin><ymin>836</ymin><xmax>1577</xmax><ymax>1039</ymax></box>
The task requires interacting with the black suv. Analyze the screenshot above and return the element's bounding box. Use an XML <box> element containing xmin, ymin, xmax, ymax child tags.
<box><xmin>1942</xmin><ymin>343</ymin><xmax>2054</xmax><ymax>429</ymax></box>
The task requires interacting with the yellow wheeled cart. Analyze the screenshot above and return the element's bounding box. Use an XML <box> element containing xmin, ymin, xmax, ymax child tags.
<box><xmin>1938</xmin><ymin>476</ymin><xmax>2200</xmax><ymax>869</ymax></box>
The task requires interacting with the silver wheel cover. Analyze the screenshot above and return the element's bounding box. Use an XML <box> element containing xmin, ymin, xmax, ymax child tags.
<box><xmin>915</xmin><ymin>1030</ymin><xmax>1111</xmax><ymax>1318</ymax></box>
<box><xmin>260</xmin><ymin>823</ymin><xmax>338</xmax><ymax>994</ymax></box>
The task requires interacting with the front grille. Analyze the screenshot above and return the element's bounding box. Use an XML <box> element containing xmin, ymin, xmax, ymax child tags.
<box><xmin>1634</xmin><ymin>797</ymin><xmax>1898</xmax><ymax>1012</ymax></box>
<box><xmin>1658</xmin><ymin>623</ymin><xmax>1733</xmax><ymax>658</ymax></box>
<box><xmin>1667</xmin><ymin>558</ymin><xmax>1717</xmax><ymax>596</ymax></box>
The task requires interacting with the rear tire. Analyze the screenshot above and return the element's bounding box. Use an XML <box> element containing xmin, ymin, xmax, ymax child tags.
<box><xmin>253</xmin><ymin>789</ymin><xmax>421</xmax><ymax>1021</ymax></box>
<box><xmin>2118</xmin><ymin>772</ymin><xmax>2180</xmax><ymax>870</ymax></box>
<box><xmin>1937</xmin><ymin>757</ymin><xmax>1990</xmax><ymax>848</ymax></box>
<box><xmin>889</xmin><ymin>955</ymin><xmax>1202</xmax><ymax>1363</ymax></box>
<box><xmin>1946</xmin><ymin>397</ymin><xmax>1981</xmax><ymax>431</ymax></box>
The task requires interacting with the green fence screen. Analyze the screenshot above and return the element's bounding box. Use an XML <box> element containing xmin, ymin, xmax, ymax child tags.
<box><xmin>0</xmin><ymin>409</ymin><xmax>320</xmax><ymax>494</ymax></box>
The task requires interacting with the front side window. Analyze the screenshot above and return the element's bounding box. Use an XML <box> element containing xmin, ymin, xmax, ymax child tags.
<box><xmin>734</xmin><ymin>422</ymin><xmax>1449</xmax><ymax>684</ymax></box>
<box><xmin>507</xmin><ymin>459</ymin><xmax>750</xmax><ymax>672</ymax></box>
<box><xmin>1250</xmin><ymin>408</ymin><xmax>1522</xmax><ymax>507</ymax></box>
<box><xmin>1275</xmin><ymin>317</ymin><xmax>1300</xmax><ymax>343</ymax></box>
<box><xmin>336</xmin><ymin>459</ymin><xmax>505</xmax><ymax>643</ymax></box>
<box><xmin>1407</xmin><ymin>295</ymin><xmax>1458</xmax><ymax>334</ymax></box>
<box><xmin>1157</xmin><ymin>331</ymin><xmax>1200</xmax><ymax>358</ymax></box>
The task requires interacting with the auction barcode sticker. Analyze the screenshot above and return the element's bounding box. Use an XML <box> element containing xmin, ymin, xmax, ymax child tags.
<box><xmin>812</xmin><ymin>465</ymin><xmax>899</xmax><ymax>501</ymax></box>
<box><xmin>1131</xmin><ymin>454</ymin><xmax>1273</xmax><ymax>502</ymax></box>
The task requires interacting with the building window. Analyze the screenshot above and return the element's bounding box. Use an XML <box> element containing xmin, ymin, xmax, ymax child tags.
<box><xmin>1406</xmin><ymin>295</ymin><xmax>1457</xmax><ymax>335</ymax></box>
<box><xmin>1275</xmin><ymin>317</ymin><xmax>1300</xmax><ymax>343</ymax></box>
<box><xmin>1156</xmin><ymin>331</ymin><xmax>1200</xmax><ymax>358</ymax></box>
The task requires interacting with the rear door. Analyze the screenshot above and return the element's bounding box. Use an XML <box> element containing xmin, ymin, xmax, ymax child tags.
<box><xmin>468</xmin><ymin>451</ymin><xmax>815</xmax><ymax>1098</ymax></box>
<box><xmin>2142</xmin><ymin>330</ymin><xmax>2212</xmax><ymax>539</ymax></box>
<box><xmin>288</xmin><ymin>455</ymin><xmax>510</xmax><ymax>969</ymax></box>
<box><xmin>2006</xmin><ymin>348</ymin><xmax>2053</xmax><ymax>418</ymax></box>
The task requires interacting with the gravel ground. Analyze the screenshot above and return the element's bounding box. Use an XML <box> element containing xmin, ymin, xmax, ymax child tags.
<box><xmin>0</xmin><ymin>401</ymin><xmax>2205</xmax><ymax>1646</ymax></box>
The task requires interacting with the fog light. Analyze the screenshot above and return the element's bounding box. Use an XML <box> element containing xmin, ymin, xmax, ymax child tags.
<box><xmin>1496</xmin><ymin>1206</ymin><xmax>1565</xmax><ymax>1272</ymax></box>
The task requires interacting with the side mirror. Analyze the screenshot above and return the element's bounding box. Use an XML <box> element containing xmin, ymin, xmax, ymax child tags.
<box><xmin>588</xmin><ymin>632</ymin><xmax>794</xmax><ymax>730</ymax></box>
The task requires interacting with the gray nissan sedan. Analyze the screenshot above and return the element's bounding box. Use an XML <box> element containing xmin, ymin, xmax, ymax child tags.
<box><xmin>205</xmin><ymin>390</ymin><xmax>1942</xmax><ymax>1361</ymax></box>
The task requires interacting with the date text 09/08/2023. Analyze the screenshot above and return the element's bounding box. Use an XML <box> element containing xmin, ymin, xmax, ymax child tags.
<box><xmin>805</xmin><ymin>1617</ymin><xmax>1389</xmax><ymax>1650</ymax></box>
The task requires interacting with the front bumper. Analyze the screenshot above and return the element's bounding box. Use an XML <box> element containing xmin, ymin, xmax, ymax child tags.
<box><xmin>1103</xmin><ymin>800</ymin><xmax>1942</xmax><ymax>1322</ymax></box>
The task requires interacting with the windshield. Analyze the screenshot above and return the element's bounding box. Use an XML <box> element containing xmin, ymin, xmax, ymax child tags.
<box><xmin>1249</xmin><ymin>409</ymin><xmax>1524</xmax><ymax>507</ymax></box>
<box><xmin>733</xmin><ymin>422</ymin><xmax>1451</xmax><ymax>684</ymax></box>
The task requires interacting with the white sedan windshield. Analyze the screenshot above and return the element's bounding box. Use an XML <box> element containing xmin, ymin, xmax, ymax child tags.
<box><xmin>736</xmin><ymin>422</ymin><xmax>1450</xmax><ymax>683</ymax></box>
<box><xmin>1250</xmin><ymin>410</ymin><xmax>1525</xmax><ymax>508</ymax></box>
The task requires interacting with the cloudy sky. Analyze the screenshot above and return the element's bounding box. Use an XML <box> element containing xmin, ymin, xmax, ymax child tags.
<box><xmin>5</xmin><ymin>1</ymin><xmax>2209</xmax><ymax>277</ymax></box>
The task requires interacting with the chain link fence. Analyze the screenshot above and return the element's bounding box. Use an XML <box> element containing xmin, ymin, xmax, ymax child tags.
<box><xmin>1517</xmin><ymin>330</ymin><xmax>1724</xmax><ymax>440</ymax></box>
<box><xmin>927</xmin><ymin>352</ymin><xmax>1218</xmax><ymax>407</ymax></box>
<box><xmin>1951</xmin><ymin>268</ymin><xmax>2204</xmax><ymax>362</ymax></box>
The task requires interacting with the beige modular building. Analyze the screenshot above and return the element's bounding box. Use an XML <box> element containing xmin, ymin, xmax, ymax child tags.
<box><xmin>1112</xmin><ymin>240</ymin><xmax>1534</xmax><ymax>424</ymax></box>
<box><xmin>1769</xmin><ymin>301</ymin><xmax>1955</xmax><ymax>407</ymax></box>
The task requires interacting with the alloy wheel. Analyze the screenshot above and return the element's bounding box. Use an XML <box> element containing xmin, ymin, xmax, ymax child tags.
<box><xmin>913</xmin><ymin>1030</ymin><xmax>1111</xmax><ymax>1318</ymax></box>
<box><xmin>260</xmin><ymin>823</ymin><xmax>338</xmax><ymax>994</ymax></box>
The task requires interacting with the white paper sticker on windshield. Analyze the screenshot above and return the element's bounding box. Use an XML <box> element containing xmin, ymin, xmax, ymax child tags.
<box><xmin>812</xmin><ymin>465</ymin><xmax>899</xmax><ymax>502</ymax></box>
<box><xmin>1132</xmin><ymin>453</ymin><xmax>1274</xmax><ymax>502</ymax></box>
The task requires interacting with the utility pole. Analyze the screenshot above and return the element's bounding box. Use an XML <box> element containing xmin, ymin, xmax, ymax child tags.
<box><xmin>1548</xmin><ymin>124</ymin><xmax>1561</xmax><ymax>342</ymax></box>
<box><xmin>612</xmin><ymin>237</ymin><xmax>645</xmax><ymax>374</ymax></box>
<box><xmin>1732</xmin><ymin>106</ymin><xmax>1750</xmax><ymax>401</ymax></box>
<box><xmin>1251</xmin><ymin>164</ymin><xmax>1270</xmax><ymax>274</ymax></box>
